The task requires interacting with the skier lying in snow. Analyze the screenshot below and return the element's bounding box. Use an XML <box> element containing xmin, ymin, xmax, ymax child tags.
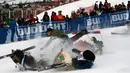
<box><xmin>10</xmin><ymin>48</ymin><xmax>95</xmax><ymax>71</ymax></box>
<box><xmin>10</xmin><ymin>48</ymin><xmax>73</xmax><ymax>71</ymax></box>
<box><xmin>53</xmin><ymin>48</ymin><xmax>95</xmax><ymax>70</ymax></box>
<box><xmin>10</xmin><ymin>49</ymin><xmax>51</xmax><ymax>71</ymax></box>
<box><xmin>75</xmin><ymin>37</ymin><xmax>104</xmax><ymax>55</ymax></box>
<box><xmin>41</xmin><ymin>28</ymin><xmax>88</xmax><ymax>50</ymax></box>
<box><xmin>10</xmin><ymin>49</ymin><xmax>38</xmax><ymax>71</ymax></box>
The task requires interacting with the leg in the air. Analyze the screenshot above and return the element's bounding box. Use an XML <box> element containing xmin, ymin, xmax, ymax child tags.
<box><xmin>70</xmin><ymin>29</ymin><xmax>88</xmax><ymax>42</ymax></box>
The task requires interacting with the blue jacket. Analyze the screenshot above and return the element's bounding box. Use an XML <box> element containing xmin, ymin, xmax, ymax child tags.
<box><xmin>10</xmin><ymin>19</ymin><xmax>17</xmax><ymax>28</ymax></box>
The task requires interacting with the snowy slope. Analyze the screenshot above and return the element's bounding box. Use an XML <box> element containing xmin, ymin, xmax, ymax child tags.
<box><xmin>0</xmin><ymin>0</ymin><xmax>130</xmax><ymax>73</ymax></box>
<box><xmin>0</xmin><ymin>26</ymin><xmax>130</xmax><ymax>73</ymax></box>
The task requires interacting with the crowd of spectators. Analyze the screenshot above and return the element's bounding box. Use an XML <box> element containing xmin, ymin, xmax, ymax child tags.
<box><xmin>0</xmin><ymin>0</ymin><xmax>78</xmax><ymax>27</ymax></box>
<box><xmin>0</xmin><ymin>0</ymin><xmax>129</xmax><ymax>28</ymax></box>
<box><xmin>42</xmin><ymin>0</ymin><xmax>128</xmax><ymax>22</ymax></box>
<box><xmin>0</xmin><ymin>13</ymin><xmax>39</xmax><ymax>28</ymax></box>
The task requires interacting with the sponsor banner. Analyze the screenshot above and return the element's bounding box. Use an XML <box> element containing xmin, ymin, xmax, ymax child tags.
<box><xmin>109</xmin><ymin>10</ymin><xmax>129</xmax><ymax>26</ymax></box>
<box><xmin>0</xmin><ymin>10</ymin><xmax>129</xmax><ymax>44</ymax></box>
<box><xmin>68</xmin><ymin>17</ymin><xmax>85</xmax><ymax>32</ymax></box>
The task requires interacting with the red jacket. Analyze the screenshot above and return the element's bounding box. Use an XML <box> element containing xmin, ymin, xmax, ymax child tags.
<box><xmin>51</xmin><ymin>14</ymin><xmax>58</xmax><ymax>21</ymax></box>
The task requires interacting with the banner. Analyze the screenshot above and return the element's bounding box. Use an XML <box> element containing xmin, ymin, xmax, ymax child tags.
<box><xmin>109</xmin><ymin>10</ymin><xmax>129</xmax><ymax>26</ymax></box>
<box><xmin>0</xmin><ymin>10</ymin><xmax>129</xmax><ymax>44</ymax></box>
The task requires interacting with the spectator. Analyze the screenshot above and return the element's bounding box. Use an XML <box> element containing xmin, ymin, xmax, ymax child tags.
<box><xmin>42</xmin><ymin>12</ymin><xmax>50</xmax><ymax>22</ymax></box>
<box><xmin>104</xmin><ymin>0</ymin><xmax>110</xmax><ymax>9</ymax></box>
<box><xmin>80</xmin><ymin>9</ymin><xmax>87</xmax><ymax>17</ymax></box>
<box><xmin>26</xmin><ymin>14</ymin><xmax>35</xmax><ymax>25</ymax></box>
<box><xmin>57</xmin><ymin>10</ymin><xmax>65</xmax><ymax>21</ymax></box>
<box><xmin>0</xmin><ymin>22</ymin><xmax>8</xmax><ymax>27</ymax></box>
<box><xmin>17</xmin><ymin>18</ymin><xmax>22</xmax><ymax>26</ymax></box>
<box><xmin>10</xmin><ymin>17</ymin><xmax>20</xmax><ymax>42</ymax></box>
<box><xmin>118</xmin><ymin>4</ymin><xmax>122</xmax><ymax>11</ymax></box>
<box><xmin>71</xmin><ymin>11</ymin><xmax>78</xmax><ymax>19</ymax></box>
<box><xmin>114</xmin><ymin>4</ymin><xmax>118</xmax><ymax>11</ymax></box>
<box><xmin>51</xmin><ymin>11</ymin><xmax>58</xmax><ymax>21</ymax></box>
<box><xmin>94</xmin><ymin>2</ymin><xmax>99</xmax><ymax>11</ymax></box>
<box><xmin>127</xmin><ymin>1</ymin><xmax>130</xmax><ymax>10</ymax></box>
<box><xmin>99</xmin><ymin>1</ymin><xmax>104</xmax><ymax>11</ymax></box>
<box><xmin>90</xmin><ymin>10</ymin><xmax>96</xmax><ymax>16</ymax></box>
<box><xmin>108</xmin><ymin>3</ymin><xmax>113</xmax><ymax>12</ymax></box>
<box><xmin>21</xmin><ymin>18</ymin><xmax>28</xmax><ymax>26</ymax></box>
<box><xmin>122</xmin><ymin>2</ymin><xmax>126</xmax><ymax>10</ymax></box>
<box><xmin>65</xmin><ymin>15</ymin><xmax>71</xmax><ymax>20</ymax></box>
<box><xmin>76</xmin><ymin>9</ymin><xmax>81</xmax><ymax>17</ymax></box>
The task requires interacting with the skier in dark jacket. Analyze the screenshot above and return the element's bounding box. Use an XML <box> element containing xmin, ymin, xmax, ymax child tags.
<box><xmin>72</xmin><ymin>48</ymin><xmax>95</xmax><ymax>69</ymax></box>
<box><xmin>10</xmin><ymin>49</ymin><xmax>38</xmax><ymax>71</ymax></box>
<box><xmin>10</xmin><ymin>49</ymin><xmax>50</xmax><ymax>71</ymax></box>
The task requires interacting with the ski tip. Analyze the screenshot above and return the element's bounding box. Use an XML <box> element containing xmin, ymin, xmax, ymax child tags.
<box><xmin>72</xmin><ymin>32</ymin><xmax>77</xmax><ymax>34</ymax></box>
<box><xmin>94</xmin><ymin>30</ymin><xmax>101</xmax><ymax>34</ymax></box>
<box><xmin>31</xmin><ymin>46</ymin><xmax>36</xmax><ymax>48</ymax></box>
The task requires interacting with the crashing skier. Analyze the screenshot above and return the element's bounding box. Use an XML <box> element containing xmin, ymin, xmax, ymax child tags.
<box><xmin>8</xmin><ymin>28</ymin><xmax>101</xmax><ymax>71</ymax></box>
<box><xmin>10</xmin><ymin>49</ymin><xmax>51</xmax><ymax>71</ymax></box>
<box><xmin>9</xmin><ymin>44</ymin><xmax>96</xmax><ymax>71</ymax></box>
<box><xmin>10</xmin><ymin>49</ymin><xmax>38</xmax><ymax>71</ymax></box>
<box><xmin>90</xmin><ymin>37</ymin><xmax>104</xmax><ymax>54</ymax></box>
<box><xmin>52</xmin><ymin>48</ymin><xmax>96</xmax><ymax>70</ymax></box>
<box><xmin>41</xmin><ymin>28</ymin><xmax>89</xmax><ymax>50</ymax></box>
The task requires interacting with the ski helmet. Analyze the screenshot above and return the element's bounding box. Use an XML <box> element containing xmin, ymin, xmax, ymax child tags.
<box><xmin>91</xmin><ymin>37</ymin><xmax>97</xmax><ymax>42</ymax></box>
<box><xmin>83</xmin><ymin>50</ymin><xmax>95</xmax><ymax>61</ymax></box>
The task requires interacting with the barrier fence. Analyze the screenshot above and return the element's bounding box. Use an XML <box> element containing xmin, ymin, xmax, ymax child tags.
<box><xmin>0</xmin><ymin>10</ymin><xmax>129</xmax><ymax>44</ymax></box>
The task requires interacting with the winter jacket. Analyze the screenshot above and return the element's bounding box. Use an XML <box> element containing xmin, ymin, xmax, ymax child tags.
<box><xmin>51</xmin><ymin>14</ymin><xmax>58</xmax><ymax>21</ymax></box>
<box><xmin>10</xmin><ymin>19</ymin><xmax>17</xmax><ymax>28</ymax></box>
<box><xmin>104</xmin><ymin>2</ymin><xmax>110</xmax><ymax>9</ymax></box>
<box><xmin>51</xmin><ymin>29</ymin><xmax>68</xmax><ymax>39</ymax></box>
<box><xmin>42</xmin><ymin>15</ymin><xmax>50</xmax><ymax>22</ymax></box>
<box><xmin>72</xmin><ymin>58</ymin><xmax>93</xmax><ymax>69</ymax></box>
<box><xmin>72</xmin><ymin>50</ymin><xmax>95</xmax><ymax>69</ymax></box>
<box><xmin>57</xmin><ymin>14</ymin><xmax>64</xmax><ymax>21</ymax></box>
<box><xmin>71</xmin><ymin>13</ymin><xmax>78</xmax><ymax>19</ymax></box>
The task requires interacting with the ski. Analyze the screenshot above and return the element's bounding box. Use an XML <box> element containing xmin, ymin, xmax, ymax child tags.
<box><xmin>37</xmin><ymin>63</ymin><xmax>68</xmax><ymax>72</ymax></box>
<box><xmin>37</xmin><ymin>66</ymin><xmax>52</xmax><ymax>72</ymax></box>
<box><xmin>111</xmin><ymin>32</ymin><xmax>128</xmax><ymax>35</ymax></box>
<box><xmin>26</xmin><ymin>68</ymin><xmax>38</xmax><ymax>71</ymax></box>
<box><xmin>70</xmin><ymin>29</ymin><xmax>89</xmax><ymax>42</ymax></box>
<box><xmin>70</xmin><ymin>29</ymin><xmax>100</xmax><ymax>42</ymax></box>
<box><xmin>0</xmin><ymin>46</ymin><xmax>35</xmax><ymax>60</ymax></box>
